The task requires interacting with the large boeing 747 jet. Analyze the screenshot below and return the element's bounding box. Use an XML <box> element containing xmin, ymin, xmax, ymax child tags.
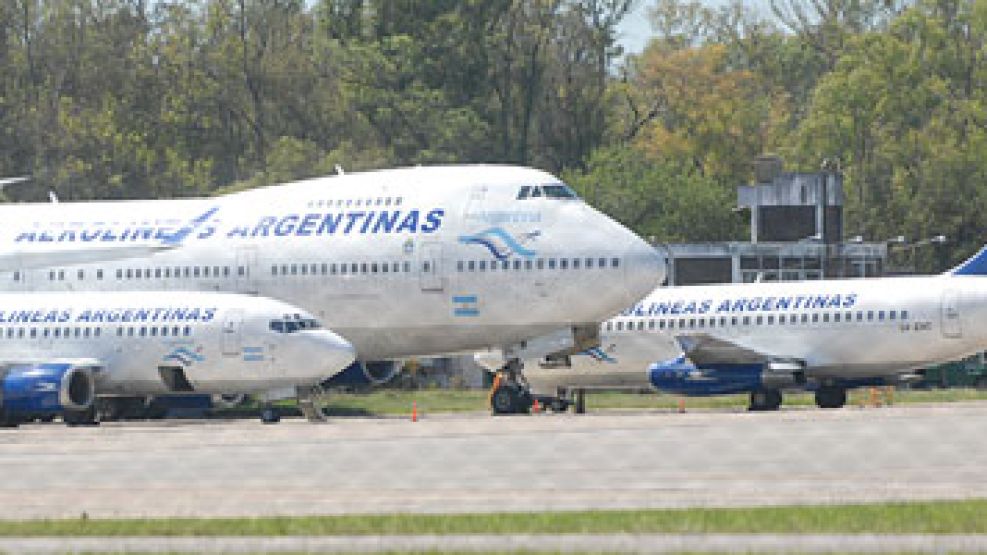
<box><xmin>0</xmin><ymin>165</ymin><xmax>662</xmax><ymax>420</ymax></box>
<box><xmin>517</xmin><ymin>248</ymin><xmax>987</xmax><ymax>412</ymax></box>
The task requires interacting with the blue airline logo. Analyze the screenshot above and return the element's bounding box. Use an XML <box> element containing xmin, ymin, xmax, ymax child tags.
<box><xmin>164</xmin><ymin>347</ymin><xmax>205</xmax><ymax>366</ymax></box>
<box><xmin>14</xmin><ymin>207</ymin><xmax>446</xmax><ymax>244</ymax></box>
<box><xmin>623</xmin><ymin>293</ymin><xmax>859</xmax><ymax>318</ymax></box>
<box><xmin>0</xmin><ymin>306</ymin><xmax>218</xmax><ymax>324</ymax></box>
<box><xmin>458</xmin><ymin>227</ymin><xmax>539</xmax><ymax>260</ymax></box>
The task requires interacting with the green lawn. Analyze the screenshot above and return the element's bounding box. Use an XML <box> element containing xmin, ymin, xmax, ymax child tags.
<box><xmin>4</xmin><ymin>500</ymin><xmax>987</xmax><ymax>536</ymax></box>
<box><xmin>313</xmin><ymin>387</ymin><xmax>987</xmax><ymax>416</ymax></box>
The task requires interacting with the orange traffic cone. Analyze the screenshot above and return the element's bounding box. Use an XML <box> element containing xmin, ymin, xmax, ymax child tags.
<box><xmin>677</xmin><ymin>397</ymin><xmax>686</xmax><ymax>413</ymax></box>
<box><xmin>532</xmin><ymin>398</ymin><xmax>540</xmax><ymax>413</ymax></box>
<box><xmin>411</xmin><ymin>401</ymin><xmax>418</xmax><ymax>422</ymax></box>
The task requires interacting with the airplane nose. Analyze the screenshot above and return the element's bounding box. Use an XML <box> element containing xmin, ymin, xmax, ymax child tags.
<box><xmin>300</xmin><ymin>330</ymin><xmax>357</xmax><ymax>379</ymax></box>
<box><xmin>622</xmin><ymin>235</ymin><xmax>665</xmax><ymax>305</ymax></box>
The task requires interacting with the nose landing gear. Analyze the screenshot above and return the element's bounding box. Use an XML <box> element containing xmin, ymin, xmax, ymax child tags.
<box><xmin>489</xmin><ymin>361</ymin><xmax>533</xmax><ymax>415</ymax></box>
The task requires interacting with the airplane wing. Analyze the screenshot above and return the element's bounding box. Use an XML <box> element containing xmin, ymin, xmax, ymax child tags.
<box><xmin>0</xmin><ymin>244</ymin><xmax>177</xmax><ymax>271</ymax></box>
<box><xmin>0</xmin><ymin>205</ymin><xmax>218</xmax><ymax>271</ymax></box>
<box><xmin>674</xmin><ymin>333</ymin><xmax>806</xmax><ymax>373</ymax></box>
<box><xmin>674</xmin><ymin>333</ymin><xmax>768</xmax><ymax>365</ymax></box>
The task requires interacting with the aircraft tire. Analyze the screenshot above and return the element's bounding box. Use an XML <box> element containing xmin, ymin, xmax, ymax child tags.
<box><xmin>815</xmin><ymin>386</ymin><xmax>847</xmax><ymax>409</ymax></box>
<box><xmin>491</xmin><ymin>385</ymin><xmax>520</xmax><ymax>415</ymax></box>
<box><xmin>260</xmin><ymin>407</ymin><xmax>281</xmax><ymax>424</ymax></box>
<box><xmin>64</xmin><ymin>405</ymin><xmax>99</xmax><ymax>427</ymax></box>
<box><xmin>749</xmin><ymin>389</ymin><xmax>782</xmax><ymax>411</ymax></box>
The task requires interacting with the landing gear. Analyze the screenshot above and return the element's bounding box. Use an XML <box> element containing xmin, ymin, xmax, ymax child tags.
<box><xmin>63</xmin><ymin>405</ymin><xmax>99</xmax><ymax>426</ymax></box>
<box><xmin>815</xmin><ymin>386</ymin><xmax>847</xmax><ymax>409</ymax></box>
<box><xmin>260</xmin><ymin>406</ymin><xmax>281</xmax><ymax>424</ymax></box>
<box><xmin>0</xmin><ymin>408</ymin><xmax>19</xmax><ymax>428</ymax></box>
<box><xmin>490</xmin><ymin>361</ymin><xmax>533</xmax><ymax>415</ymax></box>
<box><xmin>749</xmin><ymin>389</ymin><xmax>782</xmax><ymax>411</ymax></box>
<box><xmin>573</xmin><ymin>388</ymin><xmax>587</xmax><ymax>414</ymax></box>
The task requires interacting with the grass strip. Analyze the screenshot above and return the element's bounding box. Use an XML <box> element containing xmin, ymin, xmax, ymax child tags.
<box><xmin>2</xmin><ymin>500</ymin><xmax>986</xmax><ymax>536</ymax></box>
<box><xmin>312</xmin><ymin>388</ymin><xmax>987</xmax><ymax>416</ymax></box>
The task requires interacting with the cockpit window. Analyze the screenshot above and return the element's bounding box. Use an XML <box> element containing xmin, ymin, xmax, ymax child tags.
<box><xmin>270</xmin><ymin>313</ymin><xmax>321</xmax><ymax>334</ymax></box>
<box><xmin>517</xmin><ymin>183</ymin><xmax>579</xmax><ymax>200</ymax></box>
<box><xmin>542</xmin><ymin>184</ymin><xmax>578</xmax><ymax>199</ymax></box>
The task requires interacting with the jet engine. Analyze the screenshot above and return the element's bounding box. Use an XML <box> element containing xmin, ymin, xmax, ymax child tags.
<box><xmin>648</xmin><ymin>356</ymin><xmax>804</xmax><ymax>396</ymax></box>
<box><xmin>321</xmin><ymin>361</ymin><xmax>402</xmax><ymax>389</ymax></box>
<box><xmin>0</xmin><ymin>364</ymin><xmax>95</xmax><ymax>425</ymax></box>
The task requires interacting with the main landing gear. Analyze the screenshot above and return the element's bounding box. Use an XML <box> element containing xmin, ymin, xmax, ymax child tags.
<box><xmin>748</xmin><ymin>389</ymin><xmax>782</xmax><ymax>411</ymax></box>
<box><xmin>814</xmin><ymin>385</ymin><xmax>847</xmax><ymax>409</ymax></box>
<box><xmin>490</xmin><ymin>361</ymin><xmax>533</xmax><ymax>415</ymax></box>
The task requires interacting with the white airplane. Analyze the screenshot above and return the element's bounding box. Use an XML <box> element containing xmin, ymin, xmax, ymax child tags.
<box><xmin>0</xmin><ymin>291</ymin><xmax>354</xmax><ymax>426</ymax></box>
<box><xmin>516</xmin><ymin>247</ymin><xmax>987</xmax><ymax>412</ymax></box>
<box><xmin>0</xmin><ymin>165</ymin><xmax>662</xmax><ymax>414</ymax></box>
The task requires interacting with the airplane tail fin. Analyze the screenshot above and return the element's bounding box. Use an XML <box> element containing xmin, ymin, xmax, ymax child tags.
<box><xmin>948</xmin><ymin>246</ymin><xmax>987</xmax><ymax>276</ymax></box>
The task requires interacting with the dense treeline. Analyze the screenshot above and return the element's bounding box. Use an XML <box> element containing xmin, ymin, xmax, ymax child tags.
<box><xmin>0</xmin><ymin>1</ymin><xmax>983</xmax><ymax>270</ymax></box>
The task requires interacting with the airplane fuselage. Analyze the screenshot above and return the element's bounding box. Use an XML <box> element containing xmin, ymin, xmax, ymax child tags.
<box><xmin>523</xmin><ymin>275</ymin><xmax>987</xmax><ymax>394</ymax></box>
<box><xmin>0</xmin><ymin>166</ymin><xmax>662</xmax><ymax>361</ymax></box>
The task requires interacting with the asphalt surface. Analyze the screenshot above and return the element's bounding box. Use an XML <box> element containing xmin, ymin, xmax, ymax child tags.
<box><xmin>0</xmin><ymin>402</ymin><xmax>986</xmax><ymax>519</ymax></box>
<box><xmin>3</xmin><ymin>534</ymin><xmax>987</xmax><ymax>553</ymax></box>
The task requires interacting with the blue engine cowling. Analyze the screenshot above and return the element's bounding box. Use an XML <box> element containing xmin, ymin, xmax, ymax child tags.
<box><xmin>1</xmin><ymin>364</ymin><xmax>95</xmax><ymax>421</ymax></box>
<box><xmin>648</xmin><ymin>356</ymin><xmax>770</xmax><ymax>396</ymax></box>
<box><xmin>321</xmin><ymin>361</ymin><xmax>401</xmax><ymax>389</ymax></box>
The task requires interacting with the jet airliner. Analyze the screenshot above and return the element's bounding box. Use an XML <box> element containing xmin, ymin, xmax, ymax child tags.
<box><xmin>0</xmin><ymin>291</ymin><xmax>353</xmax><ymax>426</ymax></box>
<box><xmin>516</xmin><ymin>248</ymin><xmax>987</xmax><ymax>411</ymax></box>
<box><xmin>0</xmin><ymin>165</ymin><xmax>662</xmax><ymax>418</ymax></box>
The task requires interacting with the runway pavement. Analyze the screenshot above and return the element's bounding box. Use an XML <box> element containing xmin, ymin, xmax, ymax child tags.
<box><xmin>0</xmin><ymin>402</ymin><xmax>986</xmax><ymax>519</ymax></box>
<box><xmin>4</xmin><ymin>534</ymin><xmax>987</xmax><ymax>553</ymax></box>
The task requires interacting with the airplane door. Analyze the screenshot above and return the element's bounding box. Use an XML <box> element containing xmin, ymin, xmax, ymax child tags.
<box><xmin>235</xmin><ymin>246</ymin><xmax>258</xmax><ymax>294</ymax></box>
<box><xmin>419</xmin><ymin>242</ymin><xmax>444</xmax><ymax>292</ymax></box>
<box><xmin>221</xmin><ymin>310</ymin><xmax>243</xmax><ymax>356</ymax></box>
<box><xmin>942</xmin><ymin>289</ymin><xmax>962</xmax><ymax>338</ymax></box>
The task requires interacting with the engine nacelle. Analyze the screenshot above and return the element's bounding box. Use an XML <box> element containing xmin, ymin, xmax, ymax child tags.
<box><xmin>321</xmin><ymin>361</ymin><xmax>401</xmax><ymax>389</ymax></box>
<box><xmin>1</xmin><ymin>364</ymin><xmax>95</xmax><ymax>421</ymax></box>
<box><xmin>648</xmin><ymin>356</ymin><xmax>802</xmax><ymax>396</ymax></box>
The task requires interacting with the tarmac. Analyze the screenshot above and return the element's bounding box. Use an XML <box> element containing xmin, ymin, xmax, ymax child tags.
<box><xmin>0</xmin><ymin>402</ymin><xmax>986</xmax><ymax>519</ymax></box>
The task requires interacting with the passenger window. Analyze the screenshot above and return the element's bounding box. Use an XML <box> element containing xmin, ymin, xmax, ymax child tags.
<box><xmin>382</xmin><ymin>263</ymin><xmax>389</xmax><ymax>274</ymax></box>
<box><xmin>834</xmin><ymin>313</ymin><xmax>841</xmax><ymax>322</ymax></box>
<box><xmin>184</xmin><ymin>326</ymin><xmax>192</xmax><ymax>336</ymax></box>
<box><xmin>361</xmin><ymin>263</ymin><xmax>368</xmax><ymax>273</ymax></box>
<box><xmin>755</xmin><ymin>316</ymin><xmax>763</xmax><ymax>325</ymax></box>
<box><xmin>742</xmin><ymin>316</ymin><xmax>750</xmax><ymax>326</ymax></box>
<box><xmin>321</xmin><ymin>264</ymin><xmax>328</xmax><ymax>275</ymax></box>
<box><xmin>878</xmin><ymin>311</ymin><xmax>886</xmax><ymax>320</ymax></box>
<box><xmin>478</xmin><ymin>261</ymin><xmax>486</xmax><ymax>271</ymax></box>
<box><xmin>812</xmin><ymin>313</ymin><xmax>820</xmax><ymax>323</ymax></box>
<box><xmin>300</xmin><ymin>264</ymin><xmax>308</xmax><ymax>275</ymax></box>
<box><xmin>889</xmin><ymin>310</ymin><xmax>897</xmax><ymax>320</ymax></box>
<box><xmin>536</xmin><ymin>259</ymin><xmax>544</xmax><ymax>270</ymax></box>
<box><xmin>351</xmin><ymin>263</ymin><xmax>358</xmax><ymax>273</ymax></box>
<box><xmin>78</xmin><ymin>270</ymin><xmax>85</xmax><ymax>280</ymax></box>
<box><xmin>616</xmin><ymin>321</ymin><xmax>623</xmax><ymax>331</ymax></box>
<box><xmin>467</xmin><ymin>261</ymin><xmax>475</xmax><ymax>272</ymax></box>
<box><xmin>403</xmin><ymin>262</ymin><xmax>411</xmax><ymax>273</ymax></box>
<box><xmin>291</xmin><ymin>265</ymin><xmax>298</xmax><ymax>275</ymax></box>
<box><xmin>272</xmin><ymin>265</ymin><xmax>278</xmax><ymax>276</ymax></box>
<box><xmin>867</xmin><ymin>311</ymin><xmax>874</xmax><ymax>321</ymax></box>
<box><xmin>548</xmin><ymin>259</ymin><xmax>556</xmax><ymax>270</ymax></box>
<box><xmin>767</xmin><ymin>315</ymin><xmax>774</xmax><ymax>325</ymax></box>
<box><xmin>560</xmin><ymin>259</ymin><xmax>568</xmax><ymax>270</ymax></box>
<box><xmin>517</xmin><ymin>186</ymin><xmax>531</xmax><ymax>200</ymax></box>
<box><xmin>801</xmin><ymin>314</ymin><xmax>809</xmax><ymax>324</ymax></box>
<box><xmin>193</xmin><ymin>267</ymin><xmax>200</xmax><ymax>278</ymax></box>
<box><xmin>97</xmin><ymin>269</ymin><xmax>103</xmax><ymax>280</ymax></box>
<box><xmin>901</xmin><ymin>310</ymin><xmax>909</xmax><ymax>320</ymax></box>
<box><xmin>823</xmin><ymin>313</ymin><xmax>830</xmax><ymax>323</ymax></box>
<box><xmin>611</xmin><ymin>258</ymin><xmax>620</xmax><ymax>268</ymax></box>
<box><xmin>524</xmin><ymin>260</ymin><xmax>533</xmax><ymax>270</ymax></box>
<box><xmin>139</xmin><ymin>327</ymin><xmax>146</xmax><ymax>337</ymax></box>
<box><xmin>513</xmin><ymin>260</ymin><xmax>522</xmax><ymax>270</ymax></box>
